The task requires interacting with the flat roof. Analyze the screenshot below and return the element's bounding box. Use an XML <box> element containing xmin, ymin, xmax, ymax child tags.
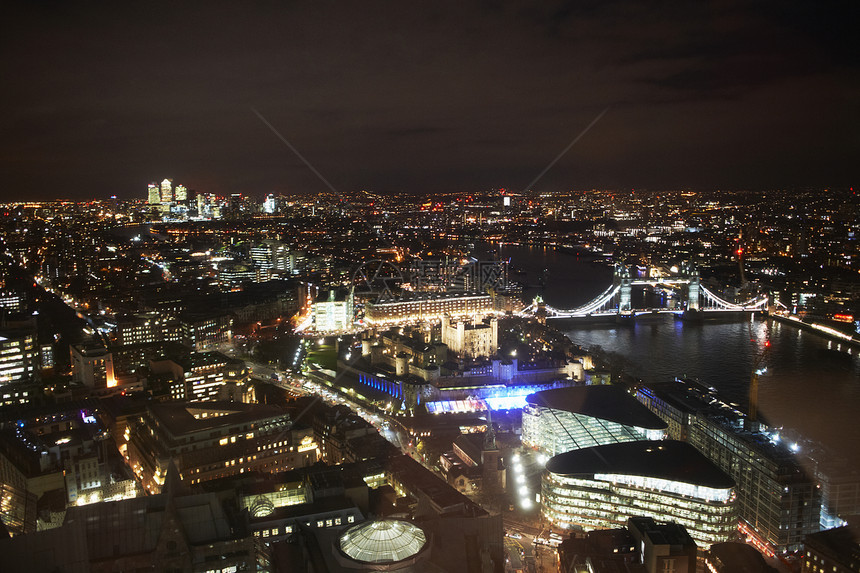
<box><xmin>150</xmin><ymin>401</ymin><xmax>288</xmax><ymax>437</ymax></box>
<box><xmin>545</xmin><ymin>440</ymin><xmax>735</xmax><ymax>489</ymax></box>
<box><xmin>526</xmin><ymin>386</ymin><xmax>668</xmax><ymax>430</ymax></box>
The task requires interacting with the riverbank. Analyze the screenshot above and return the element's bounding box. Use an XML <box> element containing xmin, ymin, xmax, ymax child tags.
<box><xmin>769</xmin><ymin>312</ymin><xmax>860</xmax><ymax>349</ymax></box>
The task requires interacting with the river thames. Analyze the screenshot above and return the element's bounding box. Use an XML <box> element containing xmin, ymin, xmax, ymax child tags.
<box><xmin>488</xmin><ymin>243</ymin><xmax>860</xmax><ymax>467</ymax></box>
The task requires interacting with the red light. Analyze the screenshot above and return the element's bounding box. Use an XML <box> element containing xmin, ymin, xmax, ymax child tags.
<box><xmin>736</xmin><ymin>249</ymin><xmax>743</xmax><ymax>255</ymax></box>
<box><xmin>764</xmin><ymin>340</ymin><xmax>771</xmax><ymax>347</ymax></box>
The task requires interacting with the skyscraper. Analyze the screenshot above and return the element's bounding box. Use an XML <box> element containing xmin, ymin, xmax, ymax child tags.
<box><xmin>147</xmin><ymin>183</ymin><xmax>160</xmax><ymax>204</ymax></box>
<box><xmin>160</xmin><ymin>178</ymin><xmax>173</xmax><ymax>203</ymax></box>
<box><xmin>174</xmin><ymin>184</ymin><xmax>187</xmax><ymax>202</ymax></box>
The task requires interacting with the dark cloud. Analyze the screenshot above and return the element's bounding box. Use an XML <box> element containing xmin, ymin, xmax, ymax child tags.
<box><xmin>0</xmin><ymin>0</ymin><xmax>857</xmax><ymax>200</ymax></box>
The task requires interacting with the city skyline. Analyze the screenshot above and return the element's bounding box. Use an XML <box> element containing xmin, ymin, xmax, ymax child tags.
<box><xmin>2</xmin><ymin>1</ymin><xmax>858</xmax><ymax>201</ymax></box>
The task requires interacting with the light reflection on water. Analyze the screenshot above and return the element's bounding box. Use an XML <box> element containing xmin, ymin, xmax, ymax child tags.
<box><xmin>492</xmin><ymin>243</ymin><xmax>860</xmax><ymax>466</ymax></box>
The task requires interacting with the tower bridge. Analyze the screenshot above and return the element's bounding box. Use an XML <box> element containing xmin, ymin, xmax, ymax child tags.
<box><xmin>521</xmin><ymin>263</ymin><xmax>769</xmax><ymax>320</ymax></box>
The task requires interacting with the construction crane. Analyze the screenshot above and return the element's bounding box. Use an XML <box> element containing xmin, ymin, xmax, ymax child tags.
<box><xmin>749</xmin><ymin>339</ymin><xmax>771</xmax><ymax>423</ymax></box>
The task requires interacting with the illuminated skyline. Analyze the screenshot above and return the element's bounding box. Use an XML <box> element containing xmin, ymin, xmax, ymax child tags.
<box><xmin>1</xmin><ymin>1</ymin><xmax>857</xmax><ymax>200</ymax></box>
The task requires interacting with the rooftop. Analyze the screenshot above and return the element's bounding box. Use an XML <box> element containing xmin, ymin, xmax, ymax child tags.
<box><xmin>338</xmin><ymin>519</ymin><xmax>427</xmax><ymax>564</ymax></box>
<box><xmin>527</xmin><ymin>385</ymin><xmax>667</xmax><ymax>430</ymax></box>
<box><xmin>546</xmin><ymin>440</ymin><xmax>735</xmax><ymax>489</ymax></box>
<box><xmin>150</xmin><ymin>401</ymin><xmax>288</xmax><ymax>437</ymax></box>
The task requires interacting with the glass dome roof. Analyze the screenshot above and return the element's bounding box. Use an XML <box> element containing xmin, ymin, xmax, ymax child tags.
<box><xmin>338</xmin><ymin>519</ymin><xmax>427</xmax><ymax>564</ymax></box>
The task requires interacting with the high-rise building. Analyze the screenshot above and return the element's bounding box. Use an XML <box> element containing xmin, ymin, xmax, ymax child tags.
<box><xmin>636</xmin><ymin>379</ymin><xmax>821</xmax><ymax>554</ymax></box>
<box><xmin>0</xmin><ymin>329</ymin><xmax>37</xmax><ymax>385</ymax></box>
<box><xmin>263</xmin><ymin>193</ymin><xmax>276</xmax><ymax>214</ymax></box>
<box><xmin>147</xmin><ymin>183</ymin><xmax>160</xmax><ymax>204</ymax></box>
<box><xmin>250</xmin><ymin>239</ymin><xmax>290</xmax><ymax>272</ymax></box>
<box><xmin>0</xmin><ymin>288</ymin><xmax>25</xmax><ymax>313</ymax></box>
<box><xmin>173</xmin><ymin>184</ymin><xmax>187</xmax><ymax>202</ymax></box>
<box><xmin>159</xmin><ymin>178</ymin><xmax>173</xmax><ymax>203</ymax></box>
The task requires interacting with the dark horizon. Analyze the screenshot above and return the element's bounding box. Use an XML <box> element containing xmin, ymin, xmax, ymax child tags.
<box><xmin>2</xmin><ymin>1</ymin><xmax>857</xmax><ymax>201</ymax></box>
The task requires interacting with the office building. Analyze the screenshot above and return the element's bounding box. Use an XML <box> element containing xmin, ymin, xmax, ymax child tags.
<box><xmin>149</xmin><ymin>351</ymin><xmax>249</xmax><ymax>402</ymax></box>
<box><xmin>124</xmin><ymin>401</ymin><xmax>316</xmax><ymax>493</ymax></box>
<box><xmin>250</xmin><ymin>239</ymin><xmax>291</xmax><ymax>272</ymax></box>
<box><xmin>522</xmin><ymin>385</ymin><xmax>667</xmax><ymax>456</ymax></box>
<box><xmin>541</xmin><ymin>440</ymin><xmax>737</xmax><ymax>548</ymax></box>
<box><xmin>112</xmin><ymin>312</ymin><xmax>182</xmax><ymax>346</ymax></box>
<box><xmin>0</xmin><ymin>329</ymin><xmax>37</xmax><ymax>385</ymax></box>
<box><xmin>0</xmin><ymin>288</ymin><xmax>25</xmax><ymax>313</ymax></box>
<box><xmin>159</xmin><ymin>178</ymin><xmax>173</xmax><ymax>203</ymax></box>
<box><xmin>801</xmin><ymin>525</ymin><xmax>860</xmax><ymax>573</ymax></box>
<box><xmin>70</xmin><ymin>343</ymin><xmax>116</xmax><ymax>388</ymax></box>
<box><xmin>180</xmin><ymin>311</ymin><xmax>233</xmax><ymax>350</ymax></box>
<box><xmin>312</xmin><ymin>289</ymin><xmax>354</xmax><ymax>332</ymax></box>
<box><xmin>636</xmin><ymin>379</ymin><xmax>822</xmax><ymax>554</ymax></box>
<box><xmin>147</xmin><ymin>182</ymin><xmax>160</xmax><ymax>204</ymax></box>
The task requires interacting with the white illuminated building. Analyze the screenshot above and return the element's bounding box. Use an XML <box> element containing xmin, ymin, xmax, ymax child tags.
<box><xmin>441</xmin><ymin>316</ymin><xmax>498</xmax><ymax>358</ymax></box>
<box><xmin>542</xmin><ymin>440</ymin><xmax>737</xmax><ymax>547</ymax></box>
<box><xmin>160</xmin><ymin>178</ymin><xmax>173</xmax><ymax>203</ymax></box>
<box><xmin>522</xmin><ymin>386</ymin><xmax>667</xmax><ymax>456</ymax></box>
<box><xmin>312</xmin><ymin>289</ymin><xmax>354</xmax><ymax>332</ymax></box>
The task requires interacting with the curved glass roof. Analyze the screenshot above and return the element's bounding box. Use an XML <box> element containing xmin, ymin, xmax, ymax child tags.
<box><xmin>339</xmin><ymin>519</ymin><xmax>427</xmax><ymax>564</ymax></box>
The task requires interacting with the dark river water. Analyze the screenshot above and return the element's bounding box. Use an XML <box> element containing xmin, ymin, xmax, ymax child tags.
<box><xmin>486</xmin><ymin>243</ymin><xmax>860</xmax><ymax>466</ymax></box>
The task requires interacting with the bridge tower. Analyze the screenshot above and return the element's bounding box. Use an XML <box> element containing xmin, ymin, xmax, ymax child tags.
<box><xmin>684</xmin><ymin>262</ymin><xmax>700</xmax><ymax>311</ymax></box>
<box><xmin>614</xmin><ymin>264</ymin><xmax>632</xmax><ymax>312</ymax></box>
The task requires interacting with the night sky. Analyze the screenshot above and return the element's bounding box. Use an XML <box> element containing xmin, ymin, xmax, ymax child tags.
<box><xmin>2</xmin><ymin>1</ymin><xmax>858</xmax><ymax>200</ymax></box>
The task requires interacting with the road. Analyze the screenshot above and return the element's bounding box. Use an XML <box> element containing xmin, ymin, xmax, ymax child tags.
<box><xmin>241</xmin><ymin>352</ymin><xmax>422</xmax><ymax>461</ymax></box>
<box><xmin>504</xmin><ymin>525</ymin><xmax>560</xmax><ymax>573</ymax></box>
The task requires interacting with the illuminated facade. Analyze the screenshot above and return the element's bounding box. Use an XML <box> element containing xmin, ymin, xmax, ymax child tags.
<box><xmin>113</xmin><ymin>312</ymin><xmax>182</xmax><ymax>346</ymax></box>
<box><xmin>337</xmin><ymin>519</ymin><xmax>430</xmax><ymax>569</ymax></box>
<box><xmin>0</xmin><ymin>330</ymin><xmax>37</xmax><ymax>386</ymax></box>
<box><xmin>125</xmin><ymin>402</ymin><xmax>316</xmax><ymax>493</ymax></box>
<box><xmin>0</xmin><ymin>289</ymin><xmax>25</xmax><ymax>313</ymax></box>
<box><xmin>522</xmin><ymin>386</ymin><xmax>667</xmax><ymax>456</ymax></box>
<box><xmin>312</xmin><ymin>289</ymin><xmax>354</xmax><ymax>332</ymax></box>
<box><xmin>636</xmin><ymin>379</ymin><xmax>821</xmax><ymax>554</ymax></box>
<box><xmin>70</xmin><ymin>343</ymin><xmax>116</xmax><ymax>388</ymax></box>
<box><xmin>441</xmin><ymin>316</ymin><xmax>498</xmax><ymax>358</ymax></box>
<box><xmin>159</xmin><ymin>178</ymin><xmax>173</xmax><ymax>203</ymax></box>
<box><xmin>688</xmin><ymin>414</ymin><xmax>820</xmax><ymax>554</ymax></box>
<box><xmin>365</xmin><ymin>292</ymin><xmax>493</xmax><ymax>323</ymax></box>
<box><xmin>541</xmin><ymin>440</ymin><xmax>737</xmax><ymax>548</ymax></box>
<box><xmin>150</xmin><ymin>351</ymin><xmax>250</xmax><ymax>402</ymax></box>
<box><xmin>147</xmin><ymin>183</ymin><xmax>160</xmax><ymax>204</ymax></box>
